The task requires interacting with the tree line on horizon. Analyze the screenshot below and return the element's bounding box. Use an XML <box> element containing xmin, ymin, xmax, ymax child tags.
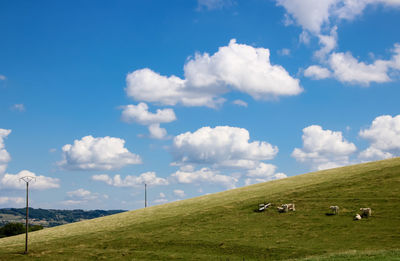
<box><xmin>0</xmin><ymin>223</ymin><xmax>43</xmax><ymax>238</ymax></box>
<box><xmin>0</xmin><ymin>208</ymin><xmax>126</xmax><ymax>228</ymax></box>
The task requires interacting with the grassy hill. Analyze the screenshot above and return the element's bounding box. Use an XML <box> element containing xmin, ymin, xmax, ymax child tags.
<box><xmin>0</xmin><ymin>158</ymin><xmax>400</xmax><ymax>260</ymax></box>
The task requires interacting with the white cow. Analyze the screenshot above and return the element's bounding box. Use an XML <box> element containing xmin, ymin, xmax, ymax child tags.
<box><xmin>354</xmin><ymin>214</ymin><xmax>362</xmax><ymax>220</ymax></box>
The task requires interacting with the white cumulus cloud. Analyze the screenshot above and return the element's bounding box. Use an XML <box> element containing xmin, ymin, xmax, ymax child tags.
<box><xmin>278</xmin><ymin>0</ymin><xmax>400</xmax><ymax>86</ymax></box>
<box><xmin>232</xmin><ymin>99</ymin><xmax>248</xmax><ymax>107</ymax></box>
<box><xmin>1</xmin><ymin>170</ymin><xmax>60</xmax><ymax>190</ymax></box>
<box><xmin>126</xmin><ymin>39</ymin><xmax>302</xmax><ymax>108</ymax></box>
<box><xmin>246</xmin><ymin>163</ymin><xmax>278</xmax><ymax>178</ymax></box>
<box><xmin>126</xmin><ymin>68</ymin><xmax>221</xmax><ymax>108</ymax></box>
<box><xmin>59</xmin><ymin>135</ymin><xmax>142</xmax><ymax>171</ymax></box>
<box><xmin>172</xmin><ymin>126</ymin><xmax>278</xmax><ymax>168</ymax></box>
<box><xmin>292</xmin><ymin>125</ymin><xmax>357</xmax><ymax>170</ymax></box>
<box><xmin>304</xmin><ymin>65</ymin><xmax>332</xmax><ymax>80</ymax></box>
<box><xmin>329</xmin><ymin>51</ymin><xmax>391</xmax><ymax>85</ymax></box>
<box><xmin>121</xmin><ymin>102</ymin><xmax>176</xmax><ymax>139</ymax></box>
<box><xmin>0</xmin><ymin>197</ymin><xmax>24</xmax><ymax>206</ymax></box>
<box><xmin>0</xmin><ymin>129</ymin><xmax>11</xmax><ymax>174</ymax></box>
<box><xmin>148</xmin><ymin>123</ymin><xmax>168</xmax><ymax>140</ymax></box>
<box><xmin>390</xmin><ymin>43</ymin><xmax>400</xmax><ymax>70</ymax></box>
<box><xmin>277</xmin><ymin>0</ymin><xmax>400</xmax><ymax>63</ymax></box>
<box><xmin>65</xmin><ymin>188</ymin><xmax>107</xmax><ymax>205</ymax></box>
<box><xmin>274</xmin><ymin>173</ymin><xmax>288</xmax><ymax>179</ymax></box>
<box><xmin>278</xmin><ymin>0</ymin><xmax>400</xmax><ymax>35</ymax></box>
<box><xmin>306</xmin><ymin>43</ymin><xmax>400</xmax><ymax>85</ymax></box>
<box><xmin>244</xmin><ymin>163</ymin><xmax>287</xmax><ymax>185</ymax></box>
<box><xmin>171</xmin><ymin>167</ymin><xmax>238</xmax><ymax>189</ymax></box>
<box><xmin>359</xmin><ymin>114</ymin><xmax>400</xmax><ymax>161</ymax></box>
<box><xmin>334</xmin><ymin>0</ymin><xmax>400</xmax><ymax>20</ymax></box>
<box><xmin>67</xmin><ymin>188</ymin><xmax>93</xmax><ymax>199</ymax></box>
<box><xmin>277</xmin><ymin>0</ymin><xmax>336</xmax><ymax>34</ymax></box>
<box><xmin>121</xmin><ymin>103</ymin><xmax>176</xmax><ymax>125</ymax></box>
<box><xmin>92</xmin><ymin>172</ymin><xmax>169</xmax><ymax>187</ymax></box>
<box><xmin>184</xmin><ymin>39</ymin><xmax>302</xmax><ymax>100</ymax></box>
<box><xmin>315</xmin><ymin>26</ymin><xmax>338</xmax><ymax>59</ymax></box>
<box><xmin>173</xmin><ymin>189</ymin><xmax>186</xmax><ymax>198</ymax></box>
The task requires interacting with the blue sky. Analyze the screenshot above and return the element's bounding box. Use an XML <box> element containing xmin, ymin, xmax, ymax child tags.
<box><xmin>0</xmin><ymin>0</ymin><xmax>399</xmax><ymax>210</ymax></box>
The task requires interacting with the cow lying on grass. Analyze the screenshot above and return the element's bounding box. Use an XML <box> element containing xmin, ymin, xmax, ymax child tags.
<box><xmin>354</xmin><ymin>208</ymin><xmax>372</xmax><ymax>220</ymax></box>
<box><xmin>258</xmin><ymin>203</ymin><xmax>271</xmax><ymax>212</ymax></box>
<box><xmin>277</xmin><ymin>203</ymin><xmax>295</xmax><ymax>213</ymax></box>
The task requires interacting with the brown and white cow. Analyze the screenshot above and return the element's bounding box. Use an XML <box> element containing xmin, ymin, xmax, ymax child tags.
<box><xmin>360</xmin><ymin>208</ymin><xmax>372</xmax><ymax>218</ymax></box>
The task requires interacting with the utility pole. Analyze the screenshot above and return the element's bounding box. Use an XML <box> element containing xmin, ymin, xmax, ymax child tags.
<box><xmin>145</xmin><ymin>183</ymin><xmax>147</xmax><ymax>208</ymax></box>
<box><xmin>19</xmin><ymin>176</ymin><xmax>35</xmax><ymax>255</ymax></box>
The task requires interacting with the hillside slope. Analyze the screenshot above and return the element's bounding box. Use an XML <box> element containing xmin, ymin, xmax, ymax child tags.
<box><xmin>0</xmin><ymin>158</ymin><xmax>400</xmax><ymax>260</ymax></box>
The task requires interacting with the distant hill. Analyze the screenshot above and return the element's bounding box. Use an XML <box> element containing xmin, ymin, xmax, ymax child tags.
<box><xmin>0</xmin><ymin>158</ymin><xmax>400</xmax><ymax>260</ymax></box>
<box><xmin>0</xmin><ymin>208</ymin><xmax>126</xmax><ymax>227</ymax></box>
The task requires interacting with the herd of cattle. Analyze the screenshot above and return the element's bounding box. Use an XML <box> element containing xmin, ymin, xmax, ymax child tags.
<box><xmin>258</xmin><ymin>203</ymin><xmax>372</xmax><ymax>220</ymax></box>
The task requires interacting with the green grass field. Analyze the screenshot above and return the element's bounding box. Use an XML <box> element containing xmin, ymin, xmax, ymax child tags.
<box><xmin>1</xmin><ymin>158</ymin><xmax>400</xmax><ymax>260</ymax></box>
